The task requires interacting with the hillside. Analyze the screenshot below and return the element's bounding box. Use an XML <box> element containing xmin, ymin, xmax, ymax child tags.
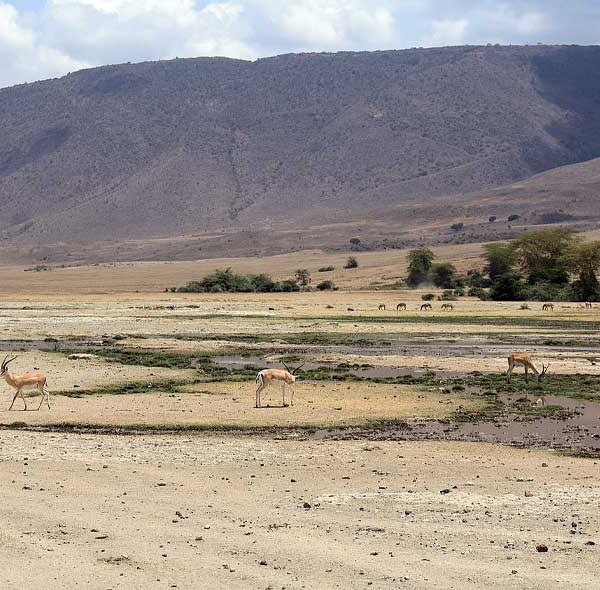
<box><xmin>0</xmin><ymin>44</ymin><xmax>599</xmax><ymax>262</ymax></box>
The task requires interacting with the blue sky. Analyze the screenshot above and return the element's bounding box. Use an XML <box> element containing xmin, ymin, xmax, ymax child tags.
<box><xmin>1</xmin><ymin>0</ymin><xmax>599</xmax><ymax>88</ymax></box>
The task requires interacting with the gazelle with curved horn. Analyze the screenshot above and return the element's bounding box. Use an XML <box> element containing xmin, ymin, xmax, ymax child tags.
<box><xmin>506</xmin><ymin>353</ymin><xmax>549</xmax><ymax>384</ymax></box>
<box><xmin>1</xmin><ymin>355</ymin><xmax>50</xmax><ymax>411</ymax></box>
<box><xmin>255</xmin><ymin>360</ymin><xmax>305</xmax><ymax>408</ymax></box>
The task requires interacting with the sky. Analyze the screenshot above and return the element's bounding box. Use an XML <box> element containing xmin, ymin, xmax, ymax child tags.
<box><xmin>1</xmin><ymin>0</ymin><xmax>599</xmax><ymax>88</ymax></box>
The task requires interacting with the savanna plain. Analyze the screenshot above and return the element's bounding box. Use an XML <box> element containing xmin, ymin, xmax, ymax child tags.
<box><xmin>0</xmin><ymin>250</ymin><xmax>599</xmax><ymax>589</ymax></box>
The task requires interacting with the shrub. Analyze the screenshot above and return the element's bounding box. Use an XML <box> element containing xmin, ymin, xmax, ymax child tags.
<box><xmin>177</xmin><ymin>268</ymin><xmax>300</xmax><ymax>293</ymax></box>
<box><xmin>489</xmin><ymin>216</ymin><xmax>497</xmax><ymax>223</ymax></box>
<box><xmin>451</xmin><ymin>222</ymin><xmax>464</xmax><ymax>232</ymax></box>
<box><xmin>507</xmin><ymin>214</ymin><xmax>520</xmax><ymax>222</ymax></box>
<box><xmin>318</xmin><ymin>265</ymin><xmax>335</xmax><ymax>272</ymax></box>
<box><xmin>431</xmin><ymin>262</ymin><xmax>457</xmax><ymax>289</ymax></box>
<box><xmin>344</xmin><ymin>257</ymin><xmax>358</xmax><ymax>269</ymax></box>
<box><xmin>421</xmin><ymin>293</ymin><xmax>435</xmax><ymax>301</ymax></box>
<box><xmin>467</xmin><ymin>286</ymin><xmax>486</xmax><ymax>299</ymax></box>
<box><xmin>316</xmin><ymin>280</ymin><xmax>335</xmax><ymax>290</ymax></box>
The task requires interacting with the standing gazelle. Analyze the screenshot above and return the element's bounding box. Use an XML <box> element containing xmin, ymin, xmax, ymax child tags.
<box><xmin>506</xmin><ymin>353</ymin><xmax>549</xmax><ymax>384</ymax></box>
<box><xmin>255</xmin><ymin>361</ymin><xmax>304</xmax><ymax>408</ymax></box>
<box><xmin>1</xmin><ymin>355</ymin><xmax>50</xmax><ymax>410</ymax></box>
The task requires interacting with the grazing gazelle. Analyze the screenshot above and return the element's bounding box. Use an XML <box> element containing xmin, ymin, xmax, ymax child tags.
<box><xmin>255</xmin><ymin>361</ymin><xmax>304</xmax><ymax>408</ymax></box>
<box><xmin>1</xmin><ymin>355</ymin><xmax>50</xmax><ymax>411</ymax></box>
<box><xmin>506</xmin><ymin>353</ymin><xmax>549</xmax><ymax>384</ymax></box>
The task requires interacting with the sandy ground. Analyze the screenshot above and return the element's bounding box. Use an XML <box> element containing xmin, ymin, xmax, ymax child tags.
<box><xmin>0</xmin><ymin>433</ymin><xmax>598</xmax><ymax>590</ymax></box>
<box><xmin>0</xmin><ymin>381</ymin><xmax>477</xmax><ymax>429</ymax></box>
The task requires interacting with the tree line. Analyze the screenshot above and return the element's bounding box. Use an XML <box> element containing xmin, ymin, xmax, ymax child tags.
<box><xmin>406</xmin><ymin>228</ymin><xmax>600</xmax><ymax>301</ymax></box>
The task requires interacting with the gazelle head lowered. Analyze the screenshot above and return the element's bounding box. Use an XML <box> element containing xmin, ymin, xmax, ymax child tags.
<box><xmin>255</xmin><ymin>360</ymin><xmax>305</xmax><ymax>408</ymax></box>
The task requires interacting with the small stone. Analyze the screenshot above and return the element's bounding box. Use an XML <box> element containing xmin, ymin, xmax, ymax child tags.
<box><xmin>536</xmin><ymin>544</ymin><xmax>548</xmax><ymax>553</ymax></box>
<box><xmin>440</xmin><ymin>489</ymin><xmax>451</xmax><ymax>495</ymax></box>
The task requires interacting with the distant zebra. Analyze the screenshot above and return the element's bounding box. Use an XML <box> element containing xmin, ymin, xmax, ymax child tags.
<box><xmin>441</xmin><ymin>303</ymin><xmax>454</xmax><ymax>311</ymax></box>
<box><xmin>396</xmin><ymin>303</ymin><xmax>407</xmax><ymax>311</ymax></box>
<box><xmin>542</xmin><ymin>303</ymin><xmax>554</xmax><ymax>311</ymax></box>
<box><xmin>420</xmin><ymin>303</ymin><xmax>432</xmax><ymax>311</ymax></box>
<box><xmin>378</xmin><ymin>304</ymin><xmax>386</xmax><ymax>311</ymax></box>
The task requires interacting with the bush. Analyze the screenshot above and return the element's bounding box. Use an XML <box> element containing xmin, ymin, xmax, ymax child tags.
<box><xmin>344</xmin><ymin>257</ymin><xmax>359</xmax><ymax>269</ymax></box>
<box><xmin>177</xmin><ymin>268</ymin><xmax>300</xmax><ymax>293</ymax></box>
<box><xmin>431</xmin><ymin>262</ymin><xmax>457</xmax><ymax>289</ymax></box>
<box><xmin>421</xmin><ymin>293</ymin><xmax>435</xmax><ymax>301</ymax></box>
<box><xmin>316</xmin><ymin>280</ymin><xmax>335</xmax><ymax>290</ymax></box>
<box><xmin>467</xmin><ymin>286</ymin><xmax>486</xmax><ymax>299</ymax></box>
<box><xmin>318</xmin><ymin>265</ymin><xmax>335</xmax><ymax>272</ymax></box>
<box><xmin>489</xmin><ymin>216</ymin><xmax>497</xmax><ymax>223</ymax></box>
<box><xmin>440</xmin><ymin>290</ymin><xmax>458</xmax><ymax>301</ymax></box>
<box><xmin>451</xmin><ymin>222</ymin><xmax>464</xmax><ymax>232</ymax></box>
<box><xmin>507</xmin><ymin>214</ymin><xmax>520</xmax><ymax>222</ymax></box>
<box><xmin>488</xmin><ymin>272</ymin><xmax>525</xmax><ymax>301</ymax></box>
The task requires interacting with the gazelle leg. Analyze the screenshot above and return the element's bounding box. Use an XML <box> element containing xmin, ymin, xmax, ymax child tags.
<box><xmin>20</xmin><ymin>389</ymin><xmax>27</xmax><ymax>410</ymax></box>
<box><xmin>281</xmin><ymin>383</ymin><xmax>287</xmax><ymax>407</ymax></box>
<box><xmin>37</xmin><ymin>386</ymin><xmax>49</xmax><ymax>410</ymax></box>
<box><xmin>506</xmin><ymin>362</ymin><xmax>514</xmax><ymax>383</ymax></box>
<box><xmin>524</xmin><ymin>366</ymin><xmax>529</xmax><ymax>383</ymax></box>
<box><xmin>290</xmin><ymin>386</ymin><xmax>294</xmax><ymax>406</ymax></box>
<box><xmin>255</xmin><ymin>383</ymin><xmax>265</xmax><ymax>408</ymax></box>
<box><xmin>8</xmin><ymin>389</ymin><xmax>20</xmax><ymax>410</ymax></box>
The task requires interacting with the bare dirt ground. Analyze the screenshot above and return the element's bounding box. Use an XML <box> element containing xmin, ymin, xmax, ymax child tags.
<box><xmin>0</xmin><ymin>285</ymin><xmax>598</xmax><ymax>588</ymax></box>
<box><xmin>1</xmin><ymin>433</ymin><xmax>598</xmax><ymax>590</ymax></box>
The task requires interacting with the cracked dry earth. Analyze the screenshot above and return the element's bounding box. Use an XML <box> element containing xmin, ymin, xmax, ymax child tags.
<box><xmin>0</xmin><ymin>433</ymin><xmax>598</xmax><ymax>590</ymax></box>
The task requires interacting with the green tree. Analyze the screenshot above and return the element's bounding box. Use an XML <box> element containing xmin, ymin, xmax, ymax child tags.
<box><xmin>406</xmin><ymin>248</ymin><xmax>434</xmax><ymax>287</ymax></box>
<box><xmin>512</xmin><ymin>228</ymin><xmax>576</xmax><ymax>285</ymax></box>
<box><xmin>567</xmin><ymin>240</ymin><xmax>600</xmax><ymax>301</ymax></box>
<box><xmin>431</xmin><ymin>262</ymin><xmax>457</xmax><ymax>288</ymax></box>
<box><xmin>483</xmin><ymin>243</ymin><xmax>518</xmax><ymax>280</ymax></box>
<box><xmin>488</xmin><ymin>272</ymin><xmax>525</xmax><ymax>301</ymax></box>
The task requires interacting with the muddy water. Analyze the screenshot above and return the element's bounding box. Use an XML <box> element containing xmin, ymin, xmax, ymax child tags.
<box><xmin>317</xmin><ymin>394</ymin><xmax>600</xmax><ymax>455</ymax></box>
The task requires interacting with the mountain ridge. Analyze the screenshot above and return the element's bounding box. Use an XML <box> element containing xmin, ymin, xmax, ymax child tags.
<box><xmin>0</xmin><ymin>44</ymin><xmax>599</xmax><ymax>261</ymax></box>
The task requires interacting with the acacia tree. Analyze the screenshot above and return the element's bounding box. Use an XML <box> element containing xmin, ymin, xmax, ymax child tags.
<box><xmin>482</xmin><ymin>242</ymin><xmax>518</xmax><ymax>280</ymax></box>
<box><xmin>567</xmin><ymin>241</ymin><xmax>600</xmax><ymax>301</ymax></box>
<box><xmin>406</xmin><ymin>248</ymin><xmax>434</xmax><ymax>287</ymax></box>
<box><xmin>511</xmin><ymin>228</ymin><xmax>576</xmax><ymax>284</ymax></box>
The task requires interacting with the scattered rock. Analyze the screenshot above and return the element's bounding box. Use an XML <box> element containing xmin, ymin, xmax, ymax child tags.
<box><xmin>536</xmin><ymin>544</ymin><xmax>549</xmax><ymax>552</ymax></box>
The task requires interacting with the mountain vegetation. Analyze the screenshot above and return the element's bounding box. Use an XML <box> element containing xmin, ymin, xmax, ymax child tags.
<box><xmin>1</xmin><ymin>45</ymin><xmax>600</xmax><ymax>262</ymax></box>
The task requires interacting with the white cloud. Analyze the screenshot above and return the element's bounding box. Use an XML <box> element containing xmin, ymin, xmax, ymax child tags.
<box><xmin>254</xmin><ymin>0</ymin><xmax>395</xmax><ymax>49</ymax></box>
<box><xmin>0</xmin><ymin>1</ymin><xmax>86</xmax><ymax>87</ymax></box>
<box><xmin>0</xmin><ymin>1</ymin><xmax>598</xmax><ymax>88</ymax></box>
<box><xmin>425</xmin><ymin>18</ymin><xmax>468</xmax><ymax>47</ymax></box>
